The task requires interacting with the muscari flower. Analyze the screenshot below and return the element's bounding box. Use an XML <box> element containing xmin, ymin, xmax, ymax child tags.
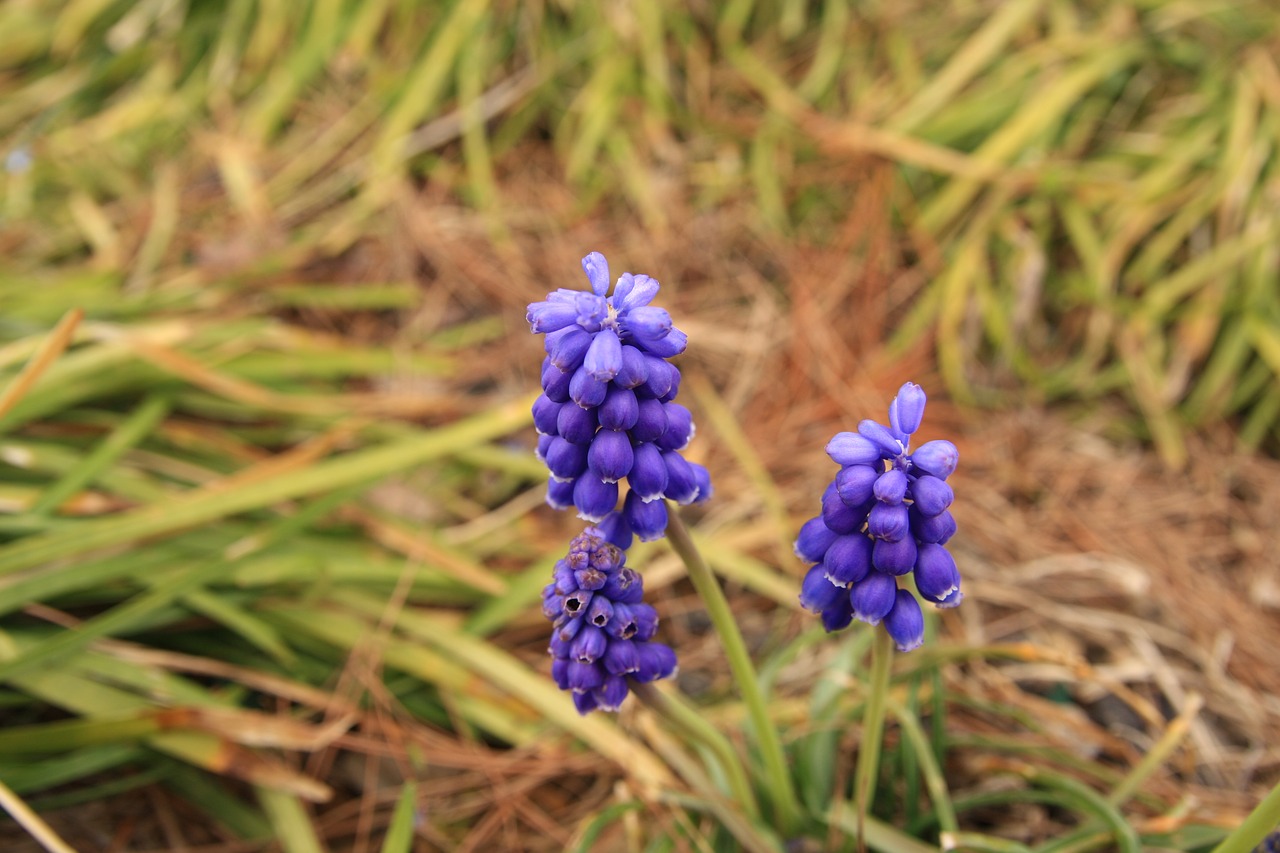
<box><xmin>528</xmin><ymin>252</ymin><xmax>712</xmax><ymax>545</ymax></box>
<box><xmin>796</xmin><ymin>382</ymin><xmax>961</xmax><ymax>651</ymax></box>
<box><xmin>542</xmin><ymin>526</ymin><xmax>678</xmax><ymax>714</ymax></box>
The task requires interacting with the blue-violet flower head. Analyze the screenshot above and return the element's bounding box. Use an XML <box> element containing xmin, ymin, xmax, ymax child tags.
<box><xmin>795</xmin><ymin>381</ymin><xmax>962</xmax><ymax>650</ymax></box>
<box><xmin>543</xmin><ymin>526</ymin><xmax>677</xmax><ymax>713</ymax></box>
<box><xmin>528</xmin><ymin>252</ymin><xmax>711</xmax><ymax>540</ymax></box>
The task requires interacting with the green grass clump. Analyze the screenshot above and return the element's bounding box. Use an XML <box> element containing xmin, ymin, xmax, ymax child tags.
<box><xmin>4</xmin><ymin>1</ymin><xmax>1280</xmax><ymax>458</ymax></box>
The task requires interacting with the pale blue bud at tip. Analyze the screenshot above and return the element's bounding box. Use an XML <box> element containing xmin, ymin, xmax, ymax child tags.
<box><xmin>889</xmin><ymin>382</ymin><xmax>927</xmax><ymax>437</ymax></box>
<box><xmin>581</xmin><ymin>252</ymin><xmax>611</xmax><ymax>297</ymax></box>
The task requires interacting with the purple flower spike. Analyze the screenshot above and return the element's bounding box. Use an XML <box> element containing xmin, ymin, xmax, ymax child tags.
<box><xmin>795</xmin><ymin>381</ymin><xmax>962</xmax><ymax>648</ymax></box>
<box><xmin>543</xmin><ymin>527</ymin><xmax>676</xmax><ymax>714</ymax></box>
<box><xmin>527</xmin><ymin>252</ymin><xmax>707</xmax><ymax>528</ymax></box>
<box><xmin>884</xmin><ymin>590</ymin><xmax>925</xmax><ymax>652</ymax></box>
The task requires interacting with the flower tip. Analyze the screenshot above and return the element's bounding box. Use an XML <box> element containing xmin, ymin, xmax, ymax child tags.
<box><xmin>581</xmin><ymin>252</ymin><xmax>611</xmax><ymax>297</ymax></box>
<box><xmin>889</xmin><ymin>382</ymin><xmax>927</xmax><ymax>437</ymax></box>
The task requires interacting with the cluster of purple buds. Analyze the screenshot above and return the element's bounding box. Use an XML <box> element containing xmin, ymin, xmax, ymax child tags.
<box><xmin>527</xmin><ymin>252</ymin><xmax>711</xmax><ymax>545</ymax></box>
<box><xmin>542</xmin><ymin>527</ymin><xmax>678</xmax><ymax>714</ymax></box>
<box><xmin>796</xmin><ymin>382</ymin><xmax>962</xmax><ymax>651</ymax></box>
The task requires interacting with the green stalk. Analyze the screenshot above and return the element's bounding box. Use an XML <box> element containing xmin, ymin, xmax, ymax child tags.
<box><xmin>631</xmin><ymin>681</ymin><xmax>760</xmax><ymax>822</ymax></box>
<box><xmin>663</xmin><ymin>507</ymin><xmax>801</xmax><ymax>834</ymax></box>
<box><xmin>853</xmin><ymin>629</ymin><xmax>894</xmax><ymax>850</ymax></box>
<box><xmin>1211</xmin><ymin>779</ymin><xmax>1280</xmax><ymax>853</ymax></box>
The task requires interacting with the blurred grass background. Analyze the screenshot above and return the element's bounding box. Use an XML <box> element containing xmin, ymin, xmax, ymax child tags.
<box><xmin>2</xmin><ymin>0</ymin><xmax>1280</xmax><ymax>850</ymax></box>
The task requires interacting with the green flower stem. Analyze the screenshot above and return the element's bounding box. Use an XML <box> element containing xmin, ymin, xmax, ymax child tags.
<box><xmin>663</xmin><ymin>506</ymin><xmax>802</xmax><ymax>834</ymax></box>
<box><xmin>1211</xmin><ymin>778</ymin><xmax>1280</xmax><ymax>853</ymax></box>
<box><xmin>853</xmin><ymin>628</ymin><xmax>894</xmax><ymax>850</ymax></box>
<box><xmin>631</xmin><ymin>681</ymin><xmax>760</xmax><ymax>821</ymax></box>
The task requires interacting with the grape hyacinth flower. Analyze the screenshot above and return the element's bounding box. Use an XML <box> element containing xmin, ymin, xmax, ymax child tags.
<box><xmin>796</xmin><ymin>382</ymin><xmax>961</xmax><ymax>652</ymax></box>
<box><xmin>542</xmin><ymin>526</ymin><xmax>678</xmax><ymax>714</ymax></box>
<box><xmin>528</xmin><ymin>252</ymin><xmax>712</xmax><ymax>542</ymax></box>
